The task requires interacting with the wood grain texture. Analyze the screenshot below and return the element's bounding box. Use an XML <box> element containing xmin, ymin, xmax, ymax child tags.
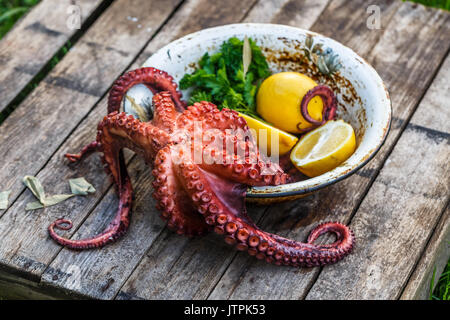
<box><xmin>1</xmin><ymin>0</ymin><xmax>448</xmax><ymax>300</ymax></box>
<box><xmin>0</xmin><ymin>0</ymin><xmax>107</xmax><ymax>113</ymax></box>
<box><xmin>311</xmin><ymin>0</ymin><xmax>401</xmax><ymax>57</ymax></box>
<box><xmin>41</xmin><ymin>158</ymin><xmax>162</xmax><ymax>299</ymax></box>
<box><xmin>39</xmin><ymin>0</ymin><xmax>258</xmax><ymax>299</ymax></box>
<box><xmin>0</xmin><ymin>0</ymin><xmax>182</xmax><ymax>279</ymax></box>
<box><xmin>208</xmin><ymin>0</ymin><xmax>450</xmax><ymax>300</ymax></box>
<box><xmin>118</xmin><ymin>0</ymin><xmax>332</xmax><ymax>300</ymax></box>
<box><xmin>400</xmin><ymin>205</ymin><xmax>449</xmax><ymax>300</ymax></box>
<box><xmin>245</xmin><ymin>0</ymin><xmax>329</xmax><ymax>27</ymax></box>
<box><xmin>0</xmin><ymin>0</ymin><xmax>181</xmax><ymax>215</ymax></box>
<box><xmin>399</xmin><ymin>55</ymin><xmax>450</xmax><ymax>300</ymax></box>
<box><xmin>306</xmin><ymin>50</ymin><xmax>450</xmax><ymax>300</ymax></box>
<box><xmin>136</xmin><ymin>0</ymin><xmax>257</xmax><ymax>66</ymax></box>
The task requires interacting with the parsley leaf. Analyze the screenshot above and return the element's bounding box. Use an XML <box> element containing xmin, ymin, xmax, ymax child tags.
<box><xmin>179</xmin><ymin>37</ymin><xmax>270</xmax><ymax>117</ymax></box>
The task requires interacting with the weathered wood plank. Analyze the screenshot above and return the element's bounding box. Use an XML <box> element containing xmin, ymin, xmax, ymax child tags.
<box><xmin>0</xmin><ymin>0</ymin><xmax>183</xmax><ymax>279</ymax></box>
<box><xmin>38</xmin><ymin>0</ymin><xmax>258</xmax><ymax>299</ymax></box>
<box><xmin>2</xmin><ymin>0</ymin><xmax>447</xmax><ymax>301</ymax></box>
<box><xmin>399</xmin><ymin>55</ymin><xmax>450</xmax><ymax>298</ymax></box>
<box><xmin>306</xmin><ymin>51</ymin><xmax>450</xmax><ymax>300</ymax></box>
<box><xmin>400</xmin><ymin>205</ymin><xmax>449</xmax><ymax>300</ymax></box>
<box><xmin>245</xmin><ymin>0</ymin><xmax>329</xmax><ymax>27</ymax></box>
<box><xmin>208</xmin><ymin>0</ymin><xmax>450</xmax><ymax>300</ymax></box>
<box><xmin>0</xmin><ymin>0</ymin><xmax>182</xmax><ymax>216</ymax></box>
<box><xmin>116</xmin><ymin>0</ymin><xmax>332</xmax><ymax>300</ymax></box>
<box><xmin>311</xmin><ymin>0</ymin><xmax>401</xmax><ymax>57</ymax></box>
<box><xmin>0</xmin><ymin>0</ymin><xmax>108</xmax><ymax>113</ymax></box>
<box><xmin>41</xmin><ymin>158</ymin><xmax>162</xmax><ymax>299</ymax></box>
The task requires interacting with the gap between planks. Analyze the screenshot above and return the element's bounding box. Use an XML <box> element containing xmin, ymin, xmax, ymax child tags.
<box><xmin>399</xmin><ymin>201</ymin><xmax>449</xmax><ymax>300</ymax></box>
<box><xmin>302</xmin><ymin>48</ymin><xmax>450</xmax><ymax>300</ymax></box>
<box><xmin>0</xmin><ymin>0</ymin><xmax>115</xmax><ymax>115</ymax></box>
<box><xmin>0</xmin><ymin>0</ymin><xmax>186</xmax><ymax>219</ymax></box>
<box><xmin>206</xmin><ymin>0</ymin><xmax>450</xmax><ymax>300</ymax></box>
<box><xmin>35</xmin><ymin>1</ymin><xmax>262</xmax><ymax>298</ymax></box>
<box><xmin>110</xmin><ymin>0</ymin><xmax>334</xmax><ymax>300</ymax></box>
<box><xmin>1</xmin><ymin>0</ymin><xmax>446</xmax><ymax>300</ymax></box>
<box><xmin>206</xmin><ymin>0</ymin><xmax>403</xmax><ymax>300</ymax></box>
<box><xmin>0</xmin><ymin>1</ymin><xmax>186</xmax><ymax>282</ymax></box>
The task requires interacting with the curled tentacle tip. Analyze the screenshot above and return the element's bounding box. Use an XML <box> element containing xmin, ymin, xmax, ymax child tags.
<box><xmin>300</xmin><ymin>84</ymin><xmax>337</xmax><ymax>128</ymax></box>
<box><xmin>50</xmin><ymin>218</ymin><xmax>73</xmax><ymax>231</ymax></box>
<box><xmin>64</xmin><ymin>153</ymin><xmax>80</xmax><ymax>163</ymax></box>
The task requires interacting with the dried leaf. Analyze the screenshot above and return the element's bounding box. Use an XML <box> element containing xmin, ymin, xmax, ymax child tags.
<box><xmin>69</xmin><ymin>177</ymin><xmax>96</xmax><ymax>195</ymax></box>
<box><xmin>22</xmin><ymin>175</ymin><xmax>46</xmax><ymax>203</ymax></box>
<box><xmin>25</xmin><ymin>201</ymin><xmax>44</xmax><ymax>211</ymax></box>
<box><xmin>0</xmin><ymin>190</ymin><xmax>11</xmax><ymax>210</ymax></box>
<box><xmin>43</xmin><ymin>194</ymin><xmax>75</xmax><ymax>206</ymax></box>
<box><xmin>125</xmin><ymin>95</ymin><xmax>149</xmax><ymax>122</ymax></box>
<box><xmin>23</xmin><ymin>176</ymin><xmax>95</xmax><ymax>210</ymax></box>
<box><xmin>305</xmin><ymin>34</ymin><xmax>313</xmax><ymax>49</ymax></box>
<box><xmin>242</xmin><ymin>36</ymin><xmax>252</xmax><ymax>79</ymax></box>
<box><xmin>25</xmin><ymin>192</ymin><xmax>74</xmax><ymax>211</ymax></box>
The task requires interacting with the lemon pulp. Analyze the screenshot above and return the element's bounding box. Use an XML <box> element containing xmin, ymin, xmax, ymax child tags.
<box><xmin>239</xmin><ymin>113</ymin><xmax>298</xmax><ymax>156</ymax></box>
<box><xmin>290</xmin><ymin>120</ymin><xmax>356</xmax><ymax>177</ymax></box>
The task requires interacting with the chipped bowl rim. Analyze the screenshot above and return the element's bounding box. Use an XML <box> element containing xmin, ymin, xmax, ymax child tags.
<box><xmin>142</xmin><ymin>23</ymin><xmax>392</xmax><ymax>198</ymax></box>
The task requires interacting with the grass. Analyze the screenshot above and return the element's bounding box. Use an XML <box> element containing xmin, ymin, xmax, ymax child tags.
<box><xmin>430</xmin><ymin>260</ymin><xmax>450</xmax><ymax>300</ymax></box>
<box><xmin>0</xmin><ymin>0</ymin><xmax>40</xmax><ymax>38</ymax></box>
<box><xmin>0</xmin><ymin>0</ymin><xmax>448</xmax><ymax>301</ymax></box>
<box><xmin>404</xmin><ymin>0</ymin><xmax>450</xmax><ymax>10</ymax></box>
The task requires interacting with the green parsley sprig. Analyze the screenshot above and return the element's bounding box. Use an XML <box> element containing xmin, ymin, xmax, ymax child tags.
<box><xmin>179</xmin><ymin>37</ymin><xmax>270</xmax><ymax>119</ymax></box>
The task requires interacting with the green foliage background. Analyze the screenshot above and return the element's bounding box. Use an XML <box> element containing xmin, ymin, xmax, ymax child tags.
<box><xmin>0</xmin><ymin>0</ymin><xmax>40</xmax><ymax>38</ymax></box>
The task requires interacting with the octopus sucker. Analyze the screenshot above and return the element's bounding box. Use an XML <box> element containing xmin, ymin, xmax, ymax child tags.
<box><xmin>49</xmin><ymin>67</ymin><xmax>355</xmax><ymax>267</ymax></box>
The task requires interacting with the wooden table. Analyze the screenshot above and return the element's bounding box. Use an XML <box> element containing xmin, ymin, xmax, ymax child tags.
<box><xmin>0</xmin><ymin>0</ymin><xmax>448</xmax><ymax>300</ymax></box>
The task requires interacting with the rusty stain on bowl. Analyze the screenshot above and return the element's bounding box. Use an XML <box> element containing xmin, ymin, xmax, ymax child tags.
<box><xmin>140</xmin><ymin>23</ymin><xmax>392</xmax><ymax>203</ymax></box>
<box><xmin>261</xmin><ymin>40</ymin><xmax>366</xmax><ymax>145</ymax></box>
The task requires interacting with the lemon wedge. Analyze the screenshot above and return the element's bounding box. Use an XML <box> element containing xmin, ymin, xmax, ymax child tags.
<box><xmin>290</xmin><ymin>120</ymin><xmax>356</xmax><ymax>177</ymax></box>
<box><xmin>239</xmin><ymin>113</ymin><xmax>298</xmax><ymax>156</ymax></box>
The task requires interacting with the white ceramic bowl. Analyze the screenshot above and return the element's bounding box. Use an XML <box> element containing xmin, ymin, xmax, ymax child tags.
<box><xmin>132</xmin><ymin>23</ymin><xmax>391</xmax><ymax>202</ymax></box>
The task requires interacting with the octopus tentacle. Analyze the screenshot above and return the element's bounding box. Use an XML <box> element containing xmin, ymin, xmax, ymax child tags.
<box><xmin>49</xmin><ymin>138</ymin><xmax>133</xmax><ymax>249</ymax></box>
<box><xmin>65</xmin><ymin>141</ymin><xmax>100</xmax><ymax>163</ymax></box>
<box><xmin>151</xmin><ymin>91</ymin><xmax>179</xmax><ymax>133</ymax></box>
<box><xmin>201</xmin><ymin>106</ymin><xmax>248</xmax><ymax>132</ymax></box>
<box><xmin>298</xmin><ymin>85</ymin><xmax>337</xmax><ymax>132</ymax></box>
<box><xmin>48</xmin><ymin>173</ymin><xmax>133</xmax><ymax>249</ymax></box>
<box><xmin>108</xmin><ymin>67</ymin><xmax>186</xmax><ymax>114</ymax></box>
<box><xmin>176</xmin><ymin>159</ymin><xmax>354</xmax><ymax>267</ymax></box>
<box><xmin>53</xmin><ymin>68</ymin><xmax>354</xmax><ymax>267</ymax></box>
<box><xmin>49</xmin><ymin>112</ymin><xmax>169</xmax><ymax>249</ymax></box>
<box><xmin>200</xmin><ymin>160</ymin><xmax>289</xmax><ymax>186</ymax></box>
<box><xmin>152</xmin><ymin>146</ymin><xmax>210</xmax><ymax>236</ymax></box>
<box><xmin>103</xmin><ymin>111</ymin><xmax>171</xmax><ymax>161</ymax></box>
<box><xmin>198</xmin><ymin>112</ymin><xmax>290</xmax><ymax>186</ymax></box>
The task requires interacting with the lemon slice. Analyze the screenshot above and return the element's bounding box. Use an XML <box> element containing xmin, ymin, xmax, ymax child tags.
<box><xmin>290</xmin><ymin>120</ymin><xmax>356</xmax><ymax>177</ymax></box>
<box><xmin>239</xmin><ymin>113</ymin><xmax>299</xmax><ymax>156</ymax></box>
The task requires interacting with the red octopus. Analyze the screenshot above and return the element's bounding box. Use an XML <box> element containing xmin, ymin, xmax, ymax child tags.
<box><xmin>49</xmin><ymin>67</ymin><xmax>354</xmax><ymax>267</ymax></box>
